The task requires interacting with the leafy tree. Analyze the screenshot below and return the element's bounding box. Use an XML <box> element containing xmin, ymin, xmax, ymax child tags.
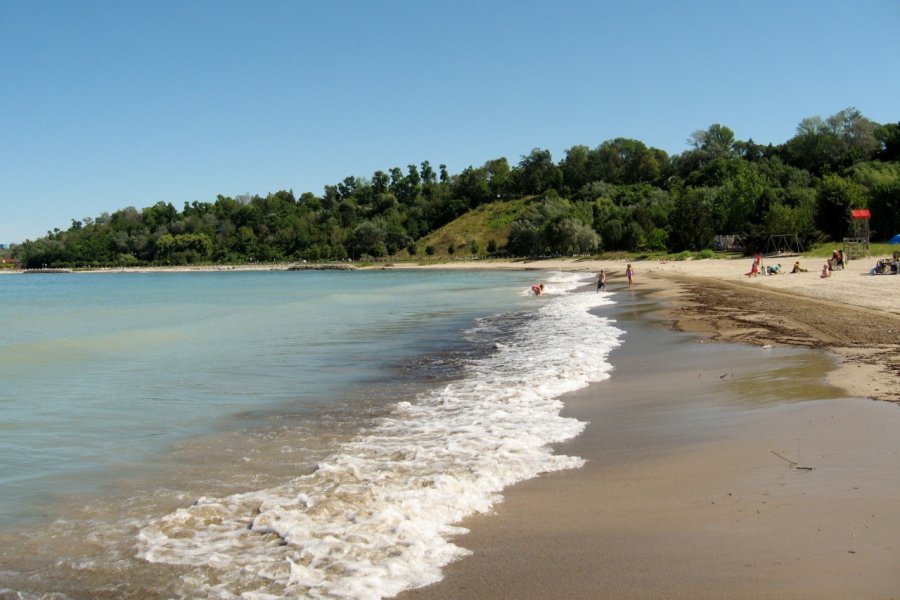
<box><xmin>715</xmin><ymin>161</ymin><xmax>765</xmax><ymax>236</ymax></box>
<box><xmin>420</xmin><ymin>161</ymin><xmax>436</xmax><ymax>185</ymax></box>
<box><xmin>826</xmin><ymin>107</ymin><xmax>880</xmax><ymax>167</ymax></box>
<box><xmin>516</xmin><ymin>148</ymin><xmax>561</xmax><ymax>195</ymax></box>
<box><xmin>350</xmin><ymin>220</ymin><xmax>387</xmax><ymax>259</ymax></box>
<box><xmin>156</xmin><ymin>233</ymin><xmax>212</xmax><ymax>264</ymax></box>
<box><xmin>621</xmin><ymin>220</ymin><xmax>645</xmax><ymax>251</ymax></box>
<box><xmin>485</xmin><ymin>157</ymin><xmax>512</xmax><ymax>198</ymax></box>
<box><xmin>689</xmin><ymin>124</ymin><xmax>737</xmax><ymax>160</ymax></box>
<box><xmin>869</xmin><ymin>180</ymin><xmax>900</xmax><ymax>241</ymax></box>
<box><xmin>845</xmin><ymin>161</ymin><xmax>900</xmax><ymax>191</ymax></box>
<box><xmin>371</xmin><ymin>170</ymin><xmax>390</xmax><ymax>195</ymax></box>
<box><xmin>589</xmin><ymin>138</ymin><xmax>667</xmax><ymax>185</ymax></box>
<box><xmin>452</xmin><ymin>166</ymin><xmax>493</xmax><ymax>208</ymax></box>
<box><xmin>560</xmin><ymin>145</ymin><xmax>591</xmax><ymax>191</ymax></box>
<box><xmin>782</xmin><ymin>107</ymin><xmax>879</xmax><ymax>174</ymax></box>
<box><xmin>877</xmin><ymin>122</ymin><xmax>900</xmax><ymax>162</ymax></box>
<box><xmin>815</xmin><ymin>174</ymin><xmax>864</xmax><ymax>241</ymax></box>
<box><xmin>669</xmin><ymin>187</ymin><xmax>715</xmax><ymax>251</ymax></box>
<box><xmin>598</xmin><ymin>218</ymin><xmax>624</xmax><ymax>250</ymax></box>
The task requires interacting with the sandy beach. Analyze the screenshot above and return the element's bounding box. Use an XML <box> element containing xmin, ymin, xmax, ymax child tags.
<box><xmin>5</xmin><ymin>256</ymin><xmax>899</xmax><ymax>598</ymax></box>
<box><xmin>394</xmin><ymin>255</ymin><xmax>900</xmax><ymax>404</ymax></box>
<box><xmin>393</xmin><ymin>256</ymin><xmax>900</xmax><ymax>599</ymax></box>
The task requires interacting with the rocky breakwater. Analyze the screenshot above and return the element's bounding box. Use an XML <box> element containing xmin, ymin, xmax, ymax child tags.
<box><xmin>287</xmin><ymin>263</ymin><xmax>357</xmax><ymax>271</ymax></box>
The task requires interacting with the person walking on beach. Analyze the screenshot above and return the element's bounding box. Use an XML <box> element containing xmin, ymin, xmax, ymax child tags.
<box><xmin>746</xmin><ymin>253</ymin><xmax>761</xmax><ymax>277</ymax></box>
<box><xmin>625</xmin><ymin>264</ymin><xmax>634</xmax><ymax>286</ymax></box>
<box><xmin>596</xmin><ymin>269</ymin><xmax>607</xmax><ymax>292</ymax></box>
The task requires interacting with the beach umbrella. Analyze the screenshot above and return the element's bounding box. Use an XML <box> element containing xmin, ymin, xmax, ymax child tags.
<box><xmin>889</xmin><ymin>234</ymin><xmax>900</xmax><ymax>244</ymax></box>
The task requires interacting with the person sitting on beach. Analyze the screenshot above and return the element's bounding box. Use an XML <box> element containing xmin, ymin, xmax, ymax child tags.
<box><xmin>791</xmin><ymin>261</ymin><xmax>808</xmax><ymax>273</ymax></box>
<box><xmin>596</xmin><ymin>269</ymin><xmax>607</xmax><ymax>292</ymax></box>
<box><xmin>531</xmin><ymin>283</ymin><xmax>544</xmax><ymax>296</ymax></box>
<box><xmin>766</xmin><ymin>263</ymin><xmax>782</xmax><ymax>275</ymax></box>
<box><xmin>828</xmin><ymin>249</ymin><xmax>846</xmax><ymax>271</ymax></box>
<box><xmin>870</xmin><ymin>258</ymin><xmax>899</xmax><ymax>275</ymax></box>
<box><xmin>821</xmin><ymin>263</ymin><xmax>831</xmax><ymax>278</ymax></box>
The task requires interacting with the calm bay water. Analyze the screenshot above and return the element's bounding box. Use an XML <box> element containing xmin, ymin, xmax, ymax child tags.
<box><xmin>0</xmin><ymin>268</ymin><xmax>623</xmax><ymax>599</ymax></box>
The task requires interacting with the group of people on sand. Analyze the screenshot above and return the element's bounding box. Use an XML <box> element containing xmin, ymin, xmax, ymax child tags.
<box><xmin>747</xmin><ymin>254</ymin><xmax>786</xmax><ymax>277</ymax></box>
<box><xmin>746</xmin><ymin>252</ymin><xmax>836</xmax><ymax>279</ymax></box>
<box><xmin>531</xmin><ymin>264</ymin><xmax>634</xmax><ymax>296</ymax></box>
<box><xmin>746</xmin><ymin>254</ymin><xmax>796</xmax><ymax>277</ymax></box>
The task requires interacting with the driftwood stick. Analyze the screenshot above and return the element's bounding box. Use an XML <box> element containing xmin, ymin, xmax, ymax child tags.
<box><xmin>769</xmin><ymin>449</ymin><xmax>815</xmax><ymax>470</ymax></box>
<box><xmin>770</xmin><ymin>449</ymin><xmax>797</xmax><ymax>465</ymax></box>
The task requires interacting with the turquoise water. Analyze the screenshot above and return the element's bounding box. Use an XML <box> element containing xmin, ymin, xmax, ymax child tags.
<box><xmin>0</xmin><ymin>268</ymin><xmax>624</xmax><ymax>599</ymax></box>
<box><xmin>0</xmin><ymin>269</ymin><xmax>537</xmax><ymax>527</ymax></box>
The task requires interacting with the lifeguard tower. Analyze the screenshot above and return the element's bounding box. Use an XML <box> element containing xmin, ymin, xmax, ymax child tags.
<box><xmin>843</xmin><ymin>209</ymin><xmax>871</xmax><ymax>259</ymax></box>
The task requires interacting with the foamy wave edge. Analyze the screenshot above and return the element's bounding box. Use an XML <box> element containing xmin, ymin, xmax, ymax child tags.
<box><xmin>137</xmin><ymin>272</ymin><xmax>623</xmax><ymax>599</ymax></box>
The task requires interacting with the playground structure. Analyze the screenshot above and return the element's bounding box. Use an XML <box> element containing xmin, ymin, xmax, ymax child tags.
<box><xmin>843</xmin><ymin>209</ymin><xmax>871</xmax><ymax>259</ymax></box>
<box><xmin>762</xmin><ymin>233</ymin><xmax>803</xmax><ymax>257</ymax></box>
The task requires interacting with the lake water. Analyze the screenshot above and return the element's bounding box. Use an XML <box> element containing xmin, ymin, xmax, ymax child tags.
<box><xmin>0</xmin><ymin>268</ymin><xmax>622</xmax><ymax>599</ymax></box>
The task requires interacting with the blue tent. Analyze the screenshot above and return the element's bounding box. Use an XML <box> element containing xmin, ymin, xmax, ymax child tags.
<box><xmin>890</xmin><ymin>234</ymin><xmax>900</xmax><ymax>244</ymax></box>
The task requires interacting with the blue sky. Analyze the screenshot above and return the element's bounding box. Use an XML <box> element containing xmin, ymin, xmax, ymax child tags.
<box><xmin>2</xmin><ymin>0</ymin><xmax>898</xmax><ymax>244</ymax></box>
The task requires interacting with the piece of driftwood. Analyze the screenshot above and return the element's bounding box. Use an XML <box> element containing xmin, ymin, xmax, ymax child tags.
<box><xmin>769</xmin><ymin>449</ymin><xmax>815</xmax><ymax>470</ymax></box>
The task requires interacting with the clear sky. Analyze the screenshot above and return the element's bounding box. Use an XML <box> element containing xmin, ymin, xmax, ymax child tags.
<box><xmin>2</xmin><ymin>0</ymin><xmax>898</xmax><ymax>244</ymax></box>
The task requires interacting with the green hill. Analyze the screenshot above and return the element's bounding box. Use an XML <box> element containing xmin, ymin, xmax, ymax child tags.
<box><xmin>403</xmin><ymin>197</ymin><xmax>533</xmax><ymax>259</ymax></box>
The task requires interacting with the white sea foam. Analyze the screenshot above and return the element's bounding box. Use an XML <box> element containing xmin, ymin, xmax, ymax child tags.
<box><xmin>137</xmin><ymin>273</ymin><xmax>623</xmax><ymax>599</ymax></box>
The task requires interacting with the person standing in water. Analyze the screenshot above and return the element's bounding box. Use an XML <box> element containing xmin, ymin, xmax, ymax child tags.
<box><xmin>625</xmin><ymin>264</ymin><xmax>634</xmax><ymax>286</ymax></box>
<box><xmin>596</xmin><ymin>269</ymin><xmax>607</xmax><ymax>292</ymax></box>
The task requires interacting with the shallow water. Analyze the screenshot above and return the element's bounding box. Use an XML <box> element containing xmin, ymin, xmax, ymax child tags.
<box><xmin>0</xmin><ymin>269</ymin><xmax>622</xmax><ymax>599</ymax></box>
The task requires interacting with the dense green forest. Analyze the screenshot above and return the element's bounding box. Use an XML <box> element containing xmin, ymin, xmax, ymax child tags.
<box><xmin>13</xmin><ymin>107</ymin><xmax>900</xmax><ymax>268</ymax></box>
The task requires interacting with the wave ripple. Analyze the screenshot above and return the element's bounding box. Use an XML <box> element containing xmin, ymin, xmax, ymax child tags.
<box><xmin>138</xmin><ymin>272</ymin><xmax>623</xmax><ymax>599</ymax></box>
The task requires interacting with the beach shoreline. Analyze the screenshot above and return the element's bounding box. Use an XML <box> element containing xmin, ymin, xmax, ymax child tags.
<box><xmin>384</xmin><ymin>256</ymin><xmax>900</xmax><ymax>404</ymax></box>
<box><xmin>399</xmin><ymin>274</ymin><xmax>900</xmax><ymax>599</ymax></box>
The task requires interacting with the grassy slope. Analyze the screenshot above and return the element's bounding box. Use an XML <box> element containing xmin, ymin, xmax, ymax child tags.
<box><xmin>399</xmin><ymin>197</ymin><xmax>533</xmax><ymax>259</ymax></box>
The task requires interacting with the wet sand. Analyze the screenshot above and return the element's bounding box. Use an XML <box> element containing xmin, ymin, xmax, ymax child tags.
<box><xmin>400</xmin><ymin>281</ymin><xmax>900</xmax><ymax>599</ymax></box>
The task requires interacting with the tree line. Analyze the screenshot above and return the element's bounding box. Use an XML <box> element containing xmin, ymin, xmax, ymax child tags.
<box><xmin>14</xmin><ymin>107</ymin><xmax>900</xmax><ymax>268</ymax></box>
